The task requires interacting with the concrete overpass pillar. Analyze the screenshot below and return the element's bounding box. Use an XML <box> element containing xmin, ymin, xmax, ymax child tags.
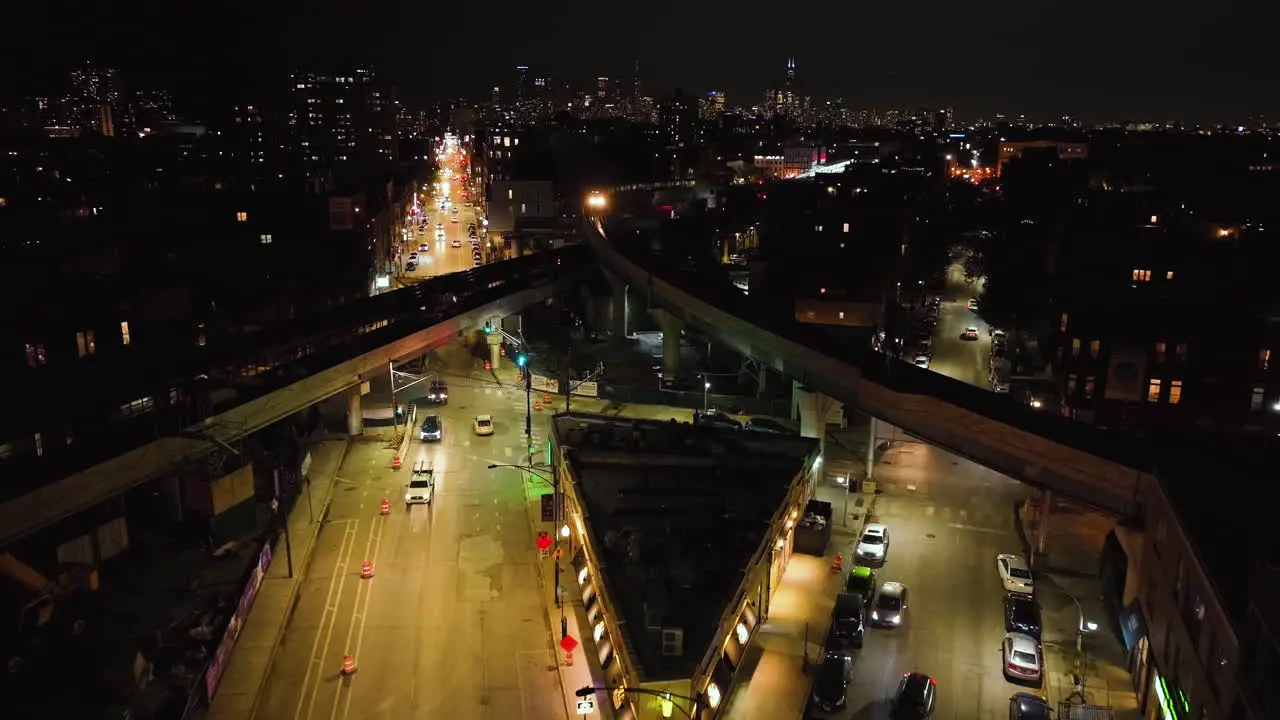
<box><xmin>486</xmin><ymin>330</ymin><xmax>503</xmax><ymax>370</ymax></box>
<box><xmin>1035</xmin><ymin>490</ymin><xmax>1052</xmax><ymax>557</ymax></box>
<box><xmin>866</xmin><ymin>417</ymin><xmax>878</xmax><ymax>481</ymax></box>
<box><xmin>654</xmin><ymin>309</ymin><xmax>684</xmax><ymax>380</ymax></box>
<box><xmin>612</xmin><ymin>283</ymin><xmax>630</xmax><ymax>338</ymax></box>
<box><xmin>793</xmin><ymin>383</ymin><xmax>837</xmax><ymax>477</ymax></box>
<box><xmin>347</xmin><ymin>387</ymin><xmax>363</xmax><ymax>436</ymax></box>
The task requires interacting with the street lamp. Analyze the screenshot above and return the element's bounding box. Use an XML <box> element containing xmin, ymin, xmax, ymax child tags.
<box><xmin>576</xmin><ymin>686</ymin><xmax>696</xmax><ymax>720</ymax></box>
<box><xmin>703</xmin><ymin>377</ymin><xmax>711</xmax><ymax>413</ymax></box>
<box><xmin>1070</xmin><ymin>593</ymin><xmax>1098</xmax><ymax>697</ymax></box>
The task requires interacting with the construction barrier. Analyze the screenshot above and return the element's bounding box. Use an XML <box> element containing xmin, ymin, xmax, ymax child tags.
<box><xmin>361</xmin><ymin>561</ymin><xmax>374</xmax><ymax>579</ymax></box>
<box><xmin>533</xmin><ymin>400</ymin><xmax>542</xmax><ymax>411</ymax></box>
<box><xmin>380</xmin><ymin>499</ymin><xmax>390</xmax><ymax>515</ymax></box>
<box><xmin>392</xmin><ymin>455</ymin><xmax>401</xmax><ymax>470</ymax></box>
<box><xmin>342</xmin><ymin>655</ymin><xmax>357</xmax><ymax>674</ymax></box>
<box><xmin>831</xmin><ymin>554</ymin><xmax>843</xmax><ymax>573</ymax></box>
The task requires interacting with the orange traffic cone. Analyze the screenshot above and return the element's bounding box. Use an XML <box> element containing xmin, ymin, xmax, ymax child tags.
<box><xmin>380</xmin><ymin>499</ymin><xmax>390</xmax><ymax>515</ymax></box>
<box><xmin>534</xmin><ymin>400</ymin><xmax>542</xmax><ymax>411</ymax></box>
<box><xmin>361</xmin><ymin>561</ymin><xmax>374</xmax><ymax>579</ymax></box>
<box><xmin>831</xmin><ymin>554</ymin><xmax>843</xmax><ymax>573</ymax></box>
<box><xmin>342</xmin><ymin>655</ymin><xmax>357</xmax><ymax>674</ymax></box>
<box><xmin>392</xmin><ymin>455</ymin><xmax>401</xmax><ymax>470</ymax></box>
<box><xmin>565</xmin><ymin>650</ymin><xmax>574</xmax><ymax>666</ymax></box>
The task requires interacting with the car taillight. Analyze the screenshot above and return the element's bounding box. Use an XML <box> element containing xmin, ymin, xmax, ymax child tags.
<box><xmin>1008</xmin><ymin>662</ymin><xmax>1020</xmax><ymax>673</ymax></box>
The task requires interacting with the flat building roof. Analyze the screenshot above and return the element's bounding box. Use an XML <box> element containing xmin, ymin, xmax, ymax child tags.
<box><xmin>554</xmin><ymin>412</ymin><xmax>817</xmax><ymax>681</ymax></box>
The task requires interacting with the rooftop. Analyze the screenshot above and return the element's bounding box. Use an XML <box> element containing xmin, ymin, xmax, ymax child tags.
<box><xmin>554</xmin><ymin>412</ymin><xmax>817</xmax><ymax>682</ymax></box>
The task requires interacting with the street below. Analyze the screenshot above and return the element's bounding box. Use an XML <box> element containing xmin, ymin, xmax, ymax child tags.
<box><xmin>926</xmin><ymin>263</ymin><xmax>992</xmax><ymax>388</ymax></box>
<box><xmin>256</xmin><ymin>346</ymin><xmax>565</xmax><ymax>720</ymax></box>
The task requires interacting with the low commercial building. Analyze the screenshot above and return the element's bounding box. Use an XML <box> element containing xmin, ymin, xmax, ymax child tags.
<box><xmin>550</xmin><ymin>413</ymin><xmax>819</xmax><ymax>719</ymax></box>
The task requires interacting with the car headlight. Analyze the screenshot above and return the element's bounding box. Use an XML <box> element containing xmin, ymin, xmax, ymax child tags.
<box><xmin>889</xmin><ymin>615</ymin><xmax>901</xmax><ymax>625</ymax></box>
<box><xmin>405</xmin><ymin>493</ymin><xmax>412</xmax><ymax>502</ymax></box>
<box><xmin>871</xmin><ymin>610</ymin><xmax>878</xmax><ymax>620</ymax></box>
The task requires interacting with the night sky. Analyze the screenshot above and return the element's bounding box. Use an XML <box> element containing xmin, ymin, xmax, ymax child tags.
<box><xmin>7</xmin><ymin>0</ymin><xmax>1276</xmax><ymax>121</ymax></box>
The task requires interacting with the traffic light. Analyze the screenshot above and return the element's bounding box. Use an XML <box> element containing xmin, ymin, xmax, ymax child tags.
<box><xmin>484</xmin><ymin>321</ymin><xmax>492</xmax><ymax>335</ymax></box>
<box><xmin>516</xmin><ymin>354</ymin><xmax>528</xmax><ymax>368</ymax></box>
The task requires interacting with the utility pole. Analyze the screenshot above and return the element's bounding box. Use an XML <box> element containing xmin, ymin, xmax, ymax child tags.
<box><xmin>565</xmin><ymin>345</ymin><xmax>573</xmax><ymax>412</ymax></box>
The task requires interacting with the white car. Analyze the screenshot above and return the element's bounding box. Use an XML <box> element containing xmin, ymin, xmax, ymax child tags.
<box><xmin>855</xmin><ymin>524</ymin><xmax>890</xmax><ymax>563</ymax></box>
<box><xmin>405</xmin><ymin>461</ymin><xmax>434</xmax><ymax>505</ymax></box>
<box><xmin>997</xmin><ymin>554</ymin><xmax>1035</xmax><ymax>594</ymax></box>
<box><xmin>913</xmin><ymin>354</ymin><xmax>930</xmax><ymax>369</ymax></box>
<box><xmin>1002</xmin><ymin>632</ymin><xmax>1042</xmax><ymax>681</ymax></box>
<box><xmin>870</xmin><ymin>581</ymin><xmax>908</xmax><ymax>627</ymax></box>
<box><xmin>967</xmin><ymin>298</ymin><xmax>980</xmax><ymax>311</ymax></box>
<box><xmin>451</xmin><ymin>238</ymin><xmax>461</xmax><ymax>248</ymax></box>
<box><xmin>961</xmin><ymin>327</ymin><xmax>980</xmax><ymax>340</ymax></box>
<box><xmin>473</xmin><ymin>414</ymin><xmax>494</xmax><ymax>436</ymax></box>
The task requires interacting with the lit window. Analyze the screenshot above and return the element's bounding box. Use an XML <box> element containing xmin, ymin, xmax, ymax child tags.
<box><xmin>838</xmin><ymin>311</ymin><xmax>845</xmax><ymax>320</ymax></box>
<box><xmin>1169</xmin><ymin>380</ymin><xmax>1182</xmax><ymax>405</ymax></box>
<box><xmin>1084</xmin><ymin>376</ymin><xmax>1096</xmax><ymax>399</ymax></box>
<box><xmin>843</xmin><ymin>222</ymin><xmax>850</xmax><ymax>233</ymax></box>
<box><xmin>706</xmin><ymin>682</ymin><xmax>722</xmax><ymax>709</ymax></box>
<box><xmin>1071</xmin><ymin>338</ymin><xmax>1081</xmax><ymax>357</ymax></box>
<box><xmin>1147</xmin><ymin>378</ymin><xmax>1162</xmax><ymax>403</ymax></box>
<box><xmin>1155</xmin><ymin>341</ymin><xmax>1166</xmax><ymax>362</ymax></box>
<box><xmin>507</xmin><ymin>189</ymin><xmax>513</xmax><ymax>200</ymax></box>
<box><xmin>1089</xmin><ymin>340</ymin><xmax>1100</xmax><ymax>358</ymax></box>
<box><xmin>34</xmin><ymin>432</ymin><xmax>43</xmax><ymax>457</ymax></box>
<box><xmin>260</xmin><ymin>234</ymin><xmax>273</xmax><ymax>244</ymax></box>
<box><xmin>1166</xmin><ymin>270</ymin><xmax>1175</xmax><ymax>280</ymax></box>
<box><xmin>120</xmin><ymin>321</ymin><xmax>131</xmax><ymax>346</ymax></box>
<box><xmin>25</xmin><ymin>342</ymin><xmax>47</xmax><ymax>367</ymax></box>
<box><xmin>1059</xmin><ymin>313</ymin><xmax>1068</xmax><ymax>332</ymax></box>
<box><xmin>75</xmin><ymin>330</ymin><xmax>96</xmax><ymax>358</ymax></box>
<box><xmin>1132</xmin><ymin>269</ymin><xmax>1151</xmax><ymax>282</ymax></box>
<box><xmin>236</xmin><ymin>211</ymin><xmax>248</xmax><ymax>222</ymax></box>
<box><xmin>1260</xmin><ymin>348</ymin><xmax>1271</xmax><ymax>371</ymax></box>
<box><xmin>1150</xmin><ymin>215</ymin><xmax>1158</xmax><ymax>224</ymax></box>
<box><xmin>521</xmin><ymin>203</ymin><xmax>527</xmax><ymax>213</ymax></box>
<box><xmin>1251</xmin><ymin>386</ymin><xmax>1265</xmax><ymax>411</ymax></box>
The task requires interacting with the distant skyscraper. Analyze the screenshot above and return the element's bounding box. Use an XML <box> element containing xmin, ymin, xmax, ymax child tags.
<box><xmin>596</xmin><ymin>77</ymin><xmax>611</xmax><ymax>100</ymax></box>
<box><xmin>290</xmin><ymin>67</ymin><xmax>397</xmax><ymax>183</ymax></box>
<box><xmin>69</xmin><ymin>63</ymin><xmax>124</xmax><ymax>136</ymax></box>
<box><xmin>658</xmin><ymin>88</ymin><xmax>699</xmax><ymax>147</ymax></box>
<box><xmin>631</xmin><ymin>59</ymin><xmax>642</xmax><ymax>98</ymax></box>
<box><xmin>513</xmin><ymin>66</ymin><xmax>532</xmax><ymax>103</ymax></box>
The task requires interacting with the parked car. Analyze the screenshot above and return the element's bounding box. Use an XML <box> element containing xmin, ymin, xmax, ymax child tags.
<box><xmin>811</xmin><ymin>652</ymin><xmax>854</xmax><ymax>712</ymax></box>
<box><xmin>1009</xmin><ymin>692</ymin><xmax>1051</xmax><ymax>719</ymax></box>
<box><xmin>1002</xmin><ymin>632</ymin><xmax>1042</xmax><ymax>682</ymax></box>
<box><xmin>997</xmin><ymin>554</ymin><xmax>1035</xmax><ymax>595</ymax></box>
<box><xmin>744</xmin><ymin>417</ymin><xmax>796</xmax><ymax>435</ymax></box>
<box><xmin>1004</xmin><ymin>593</ymin><xmax>1042</xmax><ymax>639</ymax></box>
<box><xmin>845</xmin><ymin>566</ymin><xmax>877</xmax><ymax>609</ymax></box>
<box><xmin>856</xmin><ymin>524</ymin><xmax>890</xmax><ymax>564</ymax></box>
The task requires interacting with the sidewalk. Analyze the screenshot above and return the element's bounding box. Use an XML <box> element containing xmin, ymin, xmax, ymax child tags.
<box><xmin>204</xmin><ymin>438</ymin><xmax>350</xmax><ymax>720</ymax></box>
<box><xmin>517</xmin><ymin>446</ymin><xmax>588</xmax><ymax>720</ymax></box>
<box><xmin>721</xmin><ymin>482</ymin><xmax>876</xmax><ymax>720</ymax></box>
<box><xmin>1015</xmin><ymin>502</ymin><xmax>1142</xmax><ymax>718</ymax></box>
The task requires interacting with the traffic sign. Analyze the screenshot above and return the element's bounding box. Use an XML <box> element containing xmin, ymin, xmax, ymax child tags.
<box><xmin>559</xmin><ymin>634</ymin><xmax>579</xmax><ymax>653</ymax></box>
<box><xmin>536</xmin><ymin>532</ymin><xmax>553</xmax><ymax>551</ymax></box>
<box><xmin>576</xmin><ymin>697</ymin><xmax>595</xmax><ymax>715</ymax></box>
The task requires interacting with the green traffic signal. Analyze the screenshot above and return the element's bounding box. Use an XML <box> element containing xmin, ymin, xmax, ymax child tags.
<box><xmin>517</xmin><ymin>354</ymin><xmax>528</xmax><ymax>367</ymax></box>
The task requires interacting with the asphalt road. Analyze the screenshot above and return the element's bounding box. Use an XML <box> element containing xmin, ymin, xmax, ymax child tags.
<box><xmin>927</xmin><ymin>264</ymin><xmax>992</xmax><ymax>388</ymax></box>
<box><xmin>404</xmin><ymin>158</ymin><xmax>487</xmax><ymax>281</ymax></box>
<box><xmin>257</xmin><ymin>348</ymin><xmax>567</xmax><ymax>720</ymax></box>
<box><xmin>817</xmin><ymin>441</ymin><xmax>1041</xmax><ymax>719</ymax></box>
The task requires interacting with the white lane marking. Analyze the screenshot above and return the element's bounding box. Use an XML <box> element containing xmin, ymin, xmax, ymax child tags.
<box><xmin>504</xmin><ymin>446</ymin><xmax>513</xmax><ymax>458</ymax></box>
<box><xmin>295</xmin><ymin>519</ymin><xmax>359</xmax><ymax>720</ymax></box>
<box><xmin>946</xmin><ymin>523</ymin><xmax>1008</xmax><ymax>534</ymax></box>
<box><xmin>335</xmin><ymin>514</ymin><xmax>385</xmax><ymax>720</ymax></box>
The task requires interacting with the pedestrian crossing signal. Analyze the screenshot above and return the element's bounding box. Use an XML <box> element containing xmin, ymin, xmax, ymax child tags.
<box><xmin>517</xmin><ymin>354</ymin><xmax>528</xmax><ymax>367</ymax></box>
